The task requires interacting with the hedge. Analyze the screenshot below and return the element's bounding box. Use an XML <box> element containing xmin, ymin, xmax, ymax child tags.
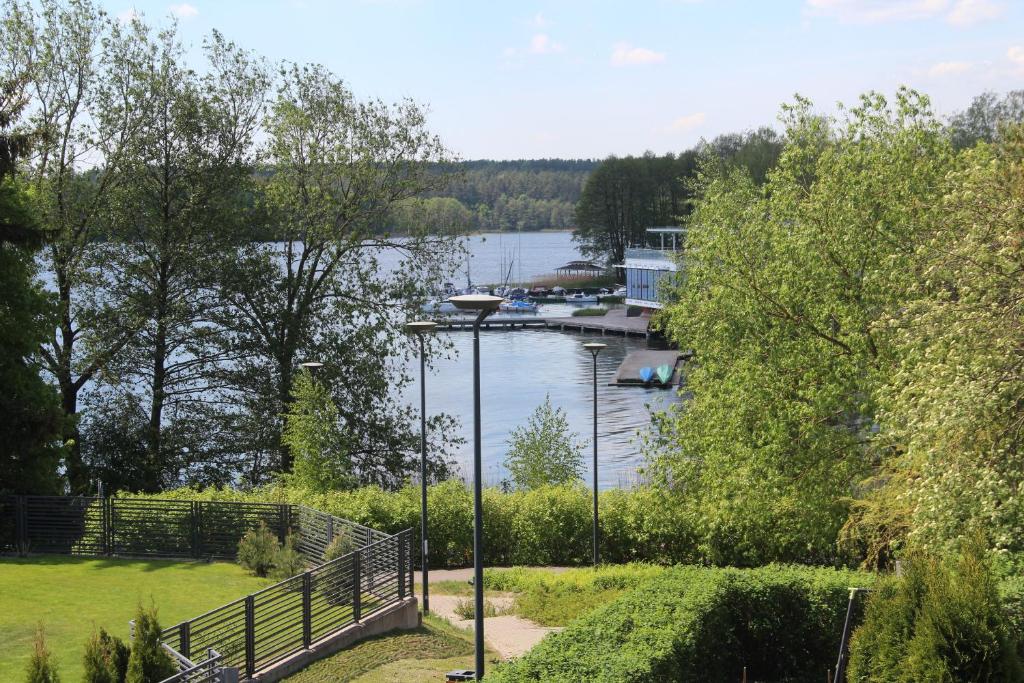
<box><xmin>485</xmin><ymin>565</ymin><xmax>873</xmax><ymax>683</ymax></box>
<box><xmin>121</xmin><ymin>482</ymin><xmax>700</xmax><ymax>569</ymax></box>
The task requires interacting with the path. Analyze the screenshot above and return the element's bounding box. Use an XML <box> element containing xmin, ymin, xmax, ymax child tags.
<box><xmin>413</xmin><ymin>568</ymin><xmax>569</xmax><ymax>659</ymax></box>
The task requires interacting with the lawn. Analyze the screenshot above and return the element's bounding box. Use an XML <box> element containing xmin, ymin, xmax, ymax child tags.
<box><xmin>284</xmin><ymin>615</ymin><xmax>496</xmax><ymax>683</ymax></box>
<box><xmin>0</xmin><ymin>555</ymin><xmax>271</xmax><ymax>682</ymax></box>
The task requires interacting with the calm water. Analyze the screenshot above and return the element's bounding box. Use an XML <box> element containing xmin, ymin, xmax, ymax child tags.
<box><xmin>399</xmin><ymin>328</ymin><xmax>676</xmax><ymax>490</ymax></box>
<box><xmin>393</xmin><ymin>231</ymin><xmax>676</xmax><ymax>489</ymax></box>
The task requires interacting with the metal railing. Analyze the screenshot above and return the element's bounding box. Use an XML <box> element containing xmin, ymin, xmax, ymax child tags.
<box><xmin>624</xmin><ymin>247</ymin><xmax>676</xmax><ymax>261</ymax></box>
<box><xmin>158</xmin><ymin>529</ymin><xmax>414</xmax><ymax>680</ymax></box>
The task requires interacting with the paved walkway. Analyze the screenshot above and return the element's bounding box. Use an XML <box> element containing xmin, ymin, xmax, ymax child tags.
<box><xmin>414</xmin><ymin>568</ymin><xmax>569</xmax><ymax>659</ymax></box>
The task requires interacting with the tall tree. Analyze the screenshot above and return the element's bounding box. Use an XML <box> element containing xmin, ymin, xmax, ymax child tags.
<box><xmin>3</xmin><ymin>0</ymin><xmax>150</xmax><ymax>492</ymax></box>
<box><xmin>220</xmin><ymin>63</ymin><xmax>463</xmax><ymax>485</ymax></box>
<box><xmin>651</xmin><ymin>90</ymin><xmax>953</xmax><ymax>566</ymax></box>
<box><xmin>0</xmin><ymin>64</ymin><xmax>64</xmax><ymax>493</ymax></box>
<box><xmin>82</xmin><ymin>26</ymin><xmax>269</xmax><ymax>491</ymax></box>
<box><xmin>949</xmin><ymin>90</ymin><xmax>1024</xmax><ymax>150</ymax></box>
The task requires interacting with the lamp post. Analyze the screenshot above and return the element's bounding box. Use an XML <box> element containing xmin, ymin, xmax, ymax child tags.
<box><xmin>405</xmin><ymin>320</ymin><xmax>438</xmax><ymax>615</ymax></box>
<box><xmin>299</xmin><ymin>361</ymin><xmax>324</xmax><ymax>374</ymax></box>
<box><xmin>583</xmin><ymin>342</ymin><xmax>606</xmax><ymax>568</ymax></box>
<box><xmin>448</xmin><ymin>294</ymin><xmax>502</xmax><ymax>681</ymax></box>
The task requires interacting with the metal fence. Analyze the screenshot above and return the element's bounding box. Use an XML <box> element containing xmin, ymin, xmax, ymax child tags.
<box><xmin>158</xmin><ymin>530</ymin><xmax>414</xmax><ymax>680</ymax></box>
<box><xmin>0</xmin><ymin>496</ymin><xmax>390</xmax><ymax>563</ymax></box>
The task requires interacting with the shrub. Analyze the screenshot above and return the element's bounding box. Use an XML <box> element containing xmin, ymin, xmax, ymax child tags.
<box><xmin>322</xmin><ymin>530</ymin><xmax>357</xmax><ymax>562</ymax></box>
<box><xmin>237</xmin><ymin>522</ymin><xmax>280</xmax><ymax>577</ymax></box>
<box><xmin>26</xmin><ymin>625</ymin><xmax>60</xmax><ymax>683</ymax></box>
<box><xmin>270</xmin><ymin>532</ymin><xmax>306</xmax><ymax>581</ymax></box>
<box><xmin>571</xmin><ymin>306</ymin><xmax>609</xmax><ymax>316</ymax></box>
<box><xmin>846</xmin><ymin>542</ymin><xmax>1023</xmax><ymax>682</ymax></box>
<box><xmin>125</xmin><ymin>604</ymin><xmax>176</xmax><ymax>683</ymax></box>
<box><xmin>503</xmin><ymin>396</ymin><xmax>584</xmax><ymax>491</ymax></box>
<box><xmin>83</xmin><ymin>628</ymin><xmax>130</xmax><ymax>683</ymax></box>
<box><xmin>487</xmin><ymin>565</ymin><xmax>872</xmax><ymax>683</ymax></box>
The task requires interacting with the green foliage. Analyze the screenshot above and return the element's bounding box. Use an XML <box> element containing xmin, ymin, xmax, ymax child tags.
<box><xmin>847</xmin><ymin>542</ymin><xmax>1022</xmax><ymax>682</ymax></box>
<box><xmin>452</xmin><ymin>598</ymin><xmax>501</xmax><ymax>620</ymax></box>
<box><xmin>503</xmin><ymin>396</ymin><xmax>584</xmax><ymax>491</ymax></box>
<box><xmin>653</xmin><ymin>89</ymin><xmax>954</xmax><ymax>567</ymax></box>
<box><xmin>570</xmin><ymin>306</ymin><xmax>608</xmax><ymax>317</ymax></box>
<box><xmin>124</xmin><ymin>604</ymin><xmax>176</xmax><ymax>683</ymax></box>
<box><xmin>130</xmin><ymin>483</ymin><xmax>693</xmax><ymax>568</ymax></box>
<box><xmin>269</xmin><ymin>532</ymin><xmax>306</xmax><ymax>581</ymax></box>
<box><xmin>281</xmin><ymin>370</ymin><xmax>356</xmax><ymax>493</ymax></box>
<box><xmin>25</xmin><ymin>625</ymin><xmax>59</xmax><ymax>683</ymax></box>
<box><xmin>82</xmin><ymin>629</ymin><xmax>129</xmax><ymax>683</ymax></box>
<box><xmin>237</xmin><ymin>522</ymin><xmax>280</xmax><ymax>577</ymax></box>
<box><xmin>322</xmin><ymin>531</ymin><xmax>358</xmax><ymax>562</ymax></box>
<box><xmin>488</xmin><ymin>564</ymin><xmax>871</xmax><ymax>683</ymax></box>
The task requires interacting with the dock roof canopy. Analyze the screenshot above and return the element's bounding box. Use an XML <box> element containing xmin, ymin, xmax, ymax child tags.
<box><xmin>555</xmin><ymin>260</ymin><xmax>605</xmax><ymax>274</ymax></box>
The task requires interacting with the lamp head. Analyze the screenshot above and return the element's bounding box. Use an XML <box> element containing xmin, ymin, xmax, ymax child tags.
<box><xmin>405</xmin><ymin>320</ymin><xmax>439</xmax><ymax>335</ymax></box>
<box><xmin>583</xmin><ymin>342</ymin><xmax>607</xmax><ymax>357</ymax></box>
<box><xmin>300</xmin><ymin>361</ymin><xmax>324</xmax><ymax>371</ymax></box>
<box><xmin>448</xmin><ymin>294</ymin><xmax>503</xmax><ymax>312</ymax></box>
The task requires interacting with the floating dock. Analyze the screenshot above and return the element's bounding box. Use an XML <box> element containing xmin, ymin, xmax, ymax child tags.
<box><xmin>432</xmin><ymin>308</ymin><xmax>653</xmax><ymax>339</ymax></box>
<box><xmin>611</xmin><ymin>350</ymin><xmax>686</xmax><ymax>388</ymax></box>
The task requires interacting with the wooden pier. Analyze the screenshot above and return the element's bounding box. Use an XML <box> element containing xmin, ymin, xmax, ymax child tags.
<box><xmin>432</xmin><ymin>308</ymin><xmax>653</xmax><ymax>339</ymax></box>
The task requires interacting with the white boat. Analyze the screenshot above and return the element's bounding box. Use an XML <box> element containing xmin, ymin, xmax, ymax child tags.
<box><xmin>566</xmin><ymin>290</ymin><xmax>598</xmax><ymax>304</ymax></box>
<box><xmin>421</xmin><ymin>301</ymin><xmax>459</xmax><ymax>315</ymax></box>
<box><xmin>613</xmin><ymin>286</ymin><xmax>627</xmax><ymax>297</ymax></box>
<box><xmin>499</xmin><ymin>300</ymin><xmax>538</xmax><ymax>313</ymax></box>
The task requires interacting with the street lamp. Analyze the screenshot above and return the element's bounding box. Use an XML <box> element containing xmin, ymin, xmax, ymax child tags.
<box><xmin>583</xmin><ymin>342</ymin><xmax>606</xmax><ymax>568</ymax></box>
<box><xmin>448</xmin><ymin>294</ymin><xmax>502</xmax><ymax>681</ymax></box>
<box><xmin>299</xmin><ymin>361</ymin><xmax>324</xmax><ymax>374</ymax></box>
<box><xmin>405</xmin><ymin>320</ymin><xmax>438</xmax><ymax>615</ymax></box>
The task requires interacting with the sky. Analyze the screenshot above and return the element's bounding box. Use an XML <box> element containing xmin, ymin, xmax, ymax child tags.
<box><xmin>108</xmin><ymin>0</ymin><xmax>1024</xmax><ymax>160</ymax></box>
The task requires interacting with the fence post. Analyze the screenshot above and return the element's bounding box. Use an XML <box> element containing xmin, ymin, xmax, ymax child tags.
<box><xmin>244</xmin><ymin>595</ymin><xmax>255</xmax><ymax>678</ymax></box>
<box><xmin>352</xmin><ymin>552</ymin><xmax>361</xmax><ymax>623</ymax></box>
<box><xmin>277</xmin><ymin>505</ymin><xmax>288</xmax><ymax>545</ymax></box>
<box><xmin>398</xmin><ymin>532</ymin><xmax>406</xmax><ymax>600</ymax></box>
<box><xmin>408</xmin><ymin>531</ymin><xmax>415</xmax><ymax>598</ymax></box>
<box><xmin>102</xmin><ymin>497</ymin><xmax>111</xmax><ymax>556</ymax></box>
<box><xmin>15</xmin><ymin>495</ymin><xmax>26</xmax><ymax>556</ymax></box>
<box><xmin>325</xmin><ymin>515</ymin><xmax>333</xmax><ymax>552</ymax></box>
<box><xmin>302</xmin><ymin>571</ymin><xmax>312</xmax><ymax>649</ymax></box>
<box><xmin>179</xmin><ymin>621</ymin><xmax>190</xmax><ymax>660</ymax></box>
<box><xmin>191</xmin><ymin>501</ymin><xmax>202</xmax><ymax>558</ymax></box>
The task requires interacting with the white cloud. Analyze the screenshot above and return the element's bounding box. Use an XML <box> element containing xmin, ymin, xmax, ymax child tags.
<box><xmin>668</xmin><ymin>112</ymin><xmax>706</xmax><ymax>131</ymax></box>
<box><xmin>805</xmin><ymin>0</ymin><xmax>947</xmax><ymax>23</ymax></box>
<box><xmin>927</xmin><ymin>60</ymin><xmax>973</xmax><ymax>76</ymax></box>
<box><xmin>117</xmin><ymin>7</ymin><xmax>140</xmax><ymax>23</ymax></box>
<box><xmin>529</xmin><ymin>33</ymin><xmax>565</xmax><ymax>55</ymax></box>
<box><xmin>169</xmin><ymin>3</ymin><xmax>199</xmax><ymax>19</ymax></box>
<box><xmin>610</xmin><ymin>42</ymin><xmax>666</xmax><ymax>66</ymax></box>
<box><xmin>946</xmin><ymin>0</ymin><xmax>1003</xmax><ymax>25</ymax></box>
<box><xmin>805</xmin><ymin>0</ymin><xmax>1003</xmax><ymax>25</ymax></box>
<box><xmin>1007</xmin><ymin>45</ymin><xmax>1024</xmax><ymax>66</ymax></box>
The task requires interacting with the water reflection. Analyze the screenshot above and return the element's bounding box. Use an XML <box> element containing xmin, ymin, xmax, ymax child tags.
<box><xmin>399</xmin><ymin>328</ymin><xmax>678</xmax><ymax>490</ymax></box>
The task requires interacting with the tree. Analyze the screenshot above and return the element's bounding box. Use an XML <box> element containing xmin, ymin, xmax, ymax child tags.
<box><xmin>0</xmin><ymin>42</ymin><xmax>64</xmax><ymax>494</ymax></box>
<box><xmin>281</xmin><ymin>369</ymin><xmax>355</xmax><ymax>492</ymax></box>
<box><xmin>84</xmin><ymin>25</ymin><xmax>269</xmax><ymax>491</ymax></box>
<box><xmin>25</xmin><ymin>625</ymin><xmax>60</xmax><ymax>683</ymax></box>
<box><xmin>844</xmin><ymin>125</ymin><xmax>1024</xmax><ymax>564</ymax></box>
<box><xmin>218</xmin><ymin>63</ymin><xmax>463</xmax><ymax>485</ymax></box>
<box><xmin>651</xmin><ymin>89</ymin><xmax>953</xmax><ymax>566</ymax></box>
<box><xmin>503</xmin><ymin>396</ymin><xmax>584</xmax><ymax>490</ymax></box>
<box><xmin>124</xmin><ymin>604</ymin><xmax>176</xmax><ymax>683</ymax></box>
<box><xmin>573</xmin><ymin>152</ymin><xmax>697</xmax><ymax>264</ymax></box>
<box><xmin>949</xmin><ymin>90</ymin><xmax>1024</xmax><ymax>149</ymax></box>
<box><xmin>3</xmin><ymin>0</ymin><xmax>152</xmax><ymax>492</ymax></box>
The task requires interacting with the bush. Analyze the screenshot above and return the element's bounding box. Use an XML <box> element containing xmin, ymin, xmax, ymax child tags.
<box><xmin>322</xmin><ymin>530</ymin><xmax>357</xmax><ymax>562</ymax></box>
<box><xmin>237</xmin><ymin>522</ymin><xmax>280</xmax><ymax>577</ymax></box>
<box><xmin>487</xmin><ymin>565</ymin><xmax>872</xmax><ymax>683</ymax></box>
<box><xmin>83</xmin><ymin>628</ymin><xmax>130</xmax><ymax>683</ymax></box>
<box><xmin>125</xmin><ymin>604</ymin><xmax>176</xmax><ymax>683</ymax></box>
<box><xmin>571</xmin><ymin>306</ymin><xmax>609</xmax><ymax>316</ymax></box>
<box><xmin>847</xmin><ymin>542</ymin><xmax>1023</xmax><ymax>682</ymax></box>
<box><xmin>270</xmin><ymin>532</ymin><xmax>306</xmax><ymax>581</ymax></box>
<box><xmin>503</xmin><ymin>396</ymin><xmax>584</xmax><ymax>491</ymax></box>
<box><xmin>26</xmin><ymin>625</ymin><xmax>60</xmax><ymax>683</ymax></box>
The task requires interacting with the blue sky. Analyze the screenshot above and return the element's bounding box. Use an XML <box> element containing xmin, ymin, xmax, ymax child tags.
<box><xmin>111</xmin><ymin>0</ymin><xmax>1023</xmax><ymax>159</ymax></box>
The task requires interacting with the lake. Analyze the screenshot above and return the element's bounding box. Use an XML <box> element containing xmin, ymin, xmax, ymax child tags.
<box><xmin>396</xmin><ymin>231</ymin><xmax>678</xmax><ymax>489</ymax></box>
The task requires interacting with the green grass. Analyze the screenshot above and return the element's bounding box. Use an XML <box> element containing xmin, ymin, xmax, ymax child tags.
<box><xmin>284</xmin><ymin>614</ymin><xmax>499</xmax><ymax>683</ymax></box>
<box><xmin>0</xmin><ymin>555</ymin><xmax>271</xmax><ymax>682</ymax></box>
<box><xmin>571</xmin><ymin>306</ymin><xmax>609</xmax><ymax>317</ymax></box>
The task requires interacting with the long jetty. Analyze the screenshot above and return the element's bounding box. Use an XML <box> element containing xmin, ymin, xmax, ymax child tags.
<box><xmin>432</xmin><ymin>308</ymin><xmax>653</xmax><ymax>339</ymax></box>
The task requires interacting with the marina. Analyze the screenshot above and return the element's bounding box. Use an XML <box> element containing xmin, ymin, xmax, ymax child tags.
<box><xmin>430</xmin><ymin>308</ymin><xmax>655</xmax><ymax>339</ymax></box>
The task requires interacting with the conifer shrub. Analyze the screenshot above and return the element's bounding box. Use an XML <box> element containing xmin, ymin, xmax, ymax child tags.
<box><xmin>82</xmin><ymin>628</ymin><xmax>130</xmax><ymax>683</ymax></box>
<box><xmin>270</xmin><ymin>532</ymin><xmax>306</xmax><ymax>581</ymax></box>
<box><xmin>846</xmin><ymin>541</ymin><xmax>1023</xmax><ymax>682</ymax></box>
<box><xmin>125</xmin><ymin>604</ymin><xmax>177</xmax><ymax>683</ymax></box>
<box><xmin>322</xmin><ymin>530</ymin><xmax>357</xmax><ymax>563</ymax></box>
<box><xmin>25</xmin><ymin>625</ymin><xmax>60</xmax><ymax>683</ymax></box>
<box><xmin>237</xmin><ymin>522</ymin><xmax>280</xmax><ymax>577</ymax></box>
